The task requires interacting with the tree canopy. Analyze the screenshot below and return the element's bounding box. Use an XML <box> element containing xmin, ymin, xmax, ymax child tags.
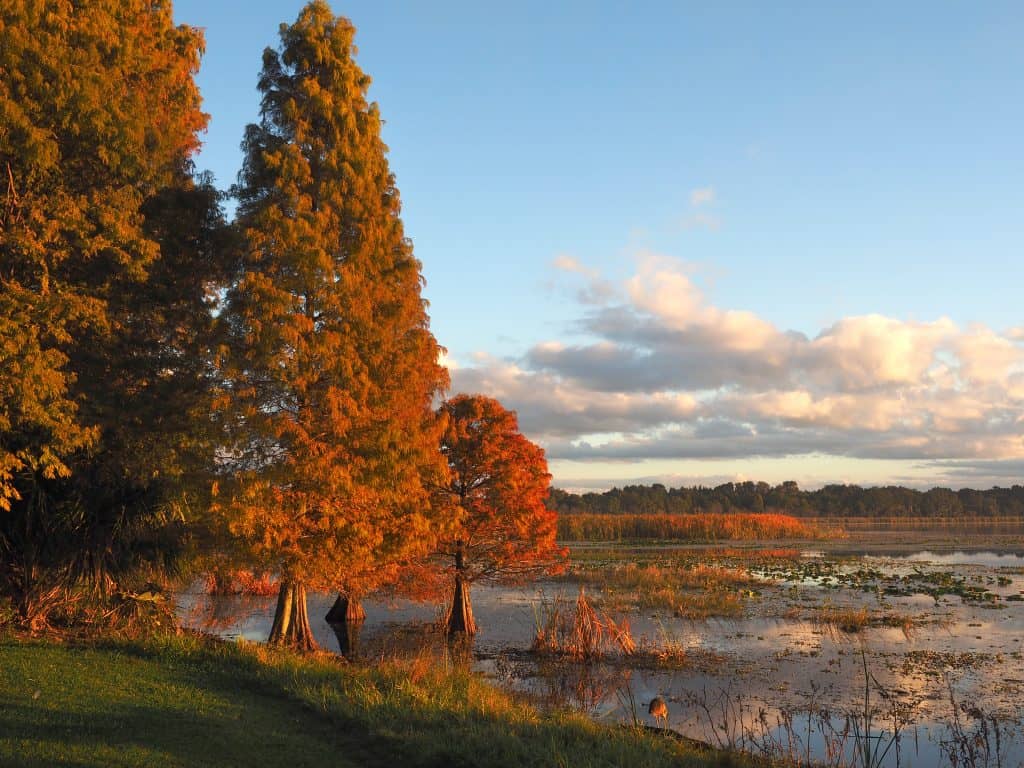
<box><xmin>215</xmin><ymin>0</ymin><xmax>448</xmax><ymax>648</ymax></box>
<box><xmin>435</xmin><ymin>394</ymin><xmax>563</xmax><ymax>634</ymax></box>
<box><xmin>0</xmin><ymin>0</ymin><xmax>221</xmax><ymax>626</ymax></box>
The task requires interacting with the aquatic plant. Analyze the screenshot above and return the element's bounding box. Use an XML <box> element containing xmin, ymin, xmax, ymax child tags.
<box><xmin>531</xmin><ymin>589</ymin><xmax>636</xmax><ymax>659</ymax></box>
<box><xmin>938</xmin><ymin>676</ymin><xmax>1011</xmax><ymax>768</ymax></box>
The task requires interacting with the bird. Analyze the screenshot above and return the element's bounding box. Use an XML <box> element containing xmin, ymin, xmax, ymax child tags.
<box><xmin>648</xmin><ymin>696</ymin><xmax>668</xmax><ymax>728</ymax></box>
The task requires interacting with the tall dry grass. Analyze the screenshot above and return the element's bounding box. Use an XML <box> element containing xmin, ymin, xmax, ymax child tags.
<box><xmin>558</xmin><ymin>512</ymin><xmax>830</xmax><ymax>542</ymax></box>
<box><xmin>532</xmin><ymin>589</ymin><xmax>636</xmax><ymax>659</ymax></box>
<box><xmin>572</xmin><ymin>561</ymin><xmax>754</xmax><ymax>618</ymax></box>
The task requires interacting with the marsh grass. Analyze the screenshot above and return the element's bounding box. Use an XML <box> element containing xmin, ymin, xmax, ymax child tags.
<box><xmin>558</xmin><ymin>513</ymin><xmax>834</xmax><ymax>543</ymax></box>
<box><xmin>682</xmin><ymin>652</ymin><xmax>927</xmax><ymax>768</ymax></box>
<box><xmin>530</xmin><ymin>592</ymin><xmax>713</xmax><ymax>671</ymax></box>
<box><xmin>571</xmin><ymin>560</ymin><xmax>759</xmax><ymax>619</ymax></box>
<box><xmin>816</xmin><ymin>605</ymin><xmax>919</xmax><ymax>637</ymax></box>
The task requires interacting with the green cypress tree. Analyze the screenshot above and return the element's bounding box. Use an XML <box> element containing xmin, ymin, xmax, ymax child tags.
<box><xmin>218</xmin><ymin>1</ymin><xmax>448</xmax><ymax>650</ymax></box>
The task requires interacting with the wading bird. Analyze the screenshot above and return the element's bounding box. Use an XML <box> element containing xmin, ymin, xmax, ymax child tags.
<box><xmin>648</xmin><ymin>696</ymin><xmax>668</xmax><ymax>727</ymax></box>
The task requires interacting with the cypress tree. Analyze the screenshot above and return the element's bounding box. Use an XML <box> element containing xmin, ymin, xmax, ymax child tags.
<box><xmin>434</xmin><ymin>395</ymin><xmax>563</xmax><ymax>635</ymax></box>
<box><xmin>218</xmin><ymin>1</ymin><xmax>448</xmax><ymax>650</ymax></box>
<box><xmin>0</xmin><ymin>1</ymin><xmax>222</xmax><ymax>626</ymax></box>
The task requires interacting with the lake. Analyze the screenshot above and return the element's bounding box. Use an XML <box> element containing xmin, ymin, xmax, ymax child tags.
<box><xmin>179</xmin><ymin>540</ymin><xmax>1024</xmax><ymax>767</ymax></box>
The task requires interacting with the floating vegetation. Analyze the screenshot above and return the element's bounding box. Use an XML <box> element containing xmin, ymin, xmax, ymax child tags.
<box><xmin>899</xmin><ymin>650</ymin><xmax>996</xmax><ymax>677</ymax></box>
<box><xmin>753</xmin><ymin>558</ymin><xmax>1006</xmax><ymax>606</ymax></box>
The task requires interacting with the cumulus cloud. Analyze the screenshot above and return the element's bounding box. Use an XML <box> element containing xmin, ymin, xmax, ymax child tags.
<box><xmin>551</xmin><ymin>254</ymin><xmax>616</xmax><ymax>304</ymax></box>
<box><xmin>450</xmin><ymin>254</ymin><xmax>1024</xmax><ymax>474</ymax></box>
<box><xmin>451</xmin><ymin>354</ymin><xmax>697</xmax><ymax>440</ymax></box>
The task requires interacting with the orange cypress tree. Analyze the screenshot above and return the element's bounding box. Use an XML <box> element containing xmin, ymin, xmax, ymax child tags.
<box><xmin>436</xmin><ymin>395</ymin><xmax>565</xmax><ymax>635</ymax></box>
<box><xmin>0</xmin><ymin>1</ymin><xmax>217</xmax><ymax>625</ymax></box>
<box><xmin>217</xmin><ymin>1</ymin><xmax>448</xmax><ymax>650</ymax></box>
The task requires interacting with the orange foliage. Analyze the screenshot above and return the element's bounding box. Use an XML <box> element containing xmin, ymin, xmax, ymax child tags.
<box><xmin>204</xmin><ymin>570</ymin><xmax>278</xmax><ymax>597</ymax></box>
<box><xmin>213</xmin><ymin>1</ymin><xmax>448</xmax><ymax>601</ymax></box>
<box><xmin>211</xmin><ymin>2</ymin><xmax>448</xmax><ymax>646</ymax></box>
<box><xmin>436</xmin><ymin>394</ymin><xmax>567</xmax><ymax>587</ymax></box>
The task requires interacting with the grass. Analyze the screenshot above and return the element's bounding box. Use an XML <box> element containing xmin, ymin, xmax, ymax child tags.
<box><xmin>815</xmin><ymin>604</ymin><xmax>919</xmax><ymax>636</ymax></box>
<box><xmin>0</xmin><ymin>633</ymin><xmax>772</xmax><ymax>768</ymax></box>
<box><xmin>558</xmin><ymin>513</ymin><xmax>831</xmax><ymax>543</ymax></box>
<box><xmin>569</xmin><ymin>560</ymin><xmax>761</xmax><ymax>619</ymax></box>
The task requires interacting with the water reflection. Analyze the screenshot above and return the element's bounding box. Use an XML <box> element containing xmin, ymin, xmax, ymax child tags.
<box><xmin>328</xmin><ymin>620</ymin><xmax>363</xmax><ymax>659</ymax></box>
<box><xmin>871</xmin><ymin>550</ymin><xmax>1024</xmax><ymax>568</ymax></box>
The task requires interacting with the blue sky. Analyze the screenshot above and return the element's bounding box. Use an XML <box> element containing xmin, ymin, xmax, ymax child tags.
<box><xmin>173</xmin><ymin>1</ymin><xmax>1024</xmax><ymax>490</ymax></box>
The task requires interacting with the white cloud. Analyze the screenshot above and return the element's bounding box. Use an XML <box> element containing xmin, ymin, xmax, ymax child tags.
<box><xmin>438</xmin><ymin>349</ymin><xmax>458</xmax><ymax>371</ymax></box>
<box><xmin>448</xmin><ymin>255</ymin><xmax>1024</xmax><ymax>476</ymax></box>
<box><xmin>451</xmin><ymin>354</ymin><xmax>697</xmax><ymax>440</ymax></box>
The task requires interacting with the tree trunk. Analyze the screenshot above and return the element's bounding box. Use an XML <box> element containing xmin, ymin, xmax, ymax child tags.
<box><xmin>268</xmin><ymin>580</ymin><xmax>319</xmax><ymax>651</ymax></box>
<box><xmin>325</xmin><ymin>593</ymin><xmax>366</xmax><ymax>624</ymax></box>
<box><xmin>446</xmin><ymin>543</ymin><xmax>477</xmax><ymax>635</ymax></box>
<box><xmin>268</xmin><ymin>580</ymin><xmax>293</xmax><ymax>642</ymax></box>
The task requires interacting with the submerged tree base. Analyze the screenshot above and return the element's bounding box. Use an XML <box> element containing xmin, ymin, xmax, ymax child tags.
<box><xmin>326</xmin><ymin>593</ymin><xmax>365</xmax><ymax>657</ymax></box>
<box><xmin>325</xmin><ymin>593</ymin><xmax>365</xmax><ymax>624</ymax></box>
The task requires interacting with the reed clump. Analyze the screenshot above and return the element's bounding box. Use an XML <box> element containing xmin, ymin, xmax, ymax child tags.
<box><xmin>532</xmin><ymin>589</ymin><xmax>636</xmax><ymax>659</ymax></box>
<box><xmin>817</xmin><ymin>605</ymin><xmax>873</xmax><ymax>634</ymax></box>
<box><xmin>816</xmin><ymin>604</ymin><xmax>920</xmax><ymax>637</ymax></box>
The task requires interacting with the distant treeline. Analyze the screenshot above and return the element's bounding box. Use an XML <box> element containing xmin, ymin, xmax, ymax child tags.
<box><xmin>548</xmin><ymin>482</ymin><xmax>1024</xmax><ymax>518</ymax></box>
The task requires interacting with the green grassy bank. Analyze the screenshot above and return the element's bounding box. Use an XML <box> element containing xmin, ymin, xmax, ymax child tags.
<box><xmin>0</xmin><ymin>634</ymin><xmax>765</xmax><ymax>768</ymax></box>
